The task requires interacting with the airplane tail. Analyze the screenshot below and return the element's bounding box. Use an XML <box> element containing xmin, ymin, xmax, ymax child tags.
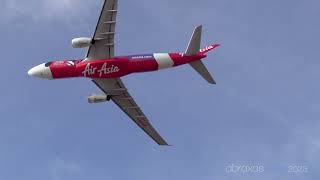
<box><xmin>185</xmin><ymin>25</ymin><xmax>219</xmax><ymax>84</ymax></box>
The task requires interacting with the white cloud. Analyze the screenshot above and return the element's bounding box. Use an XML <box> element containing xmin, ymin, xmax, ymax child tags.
<box><xmin>1</xmin><ymin>0</ymin><xmax>99</xmax><ymax>24</ymax></box>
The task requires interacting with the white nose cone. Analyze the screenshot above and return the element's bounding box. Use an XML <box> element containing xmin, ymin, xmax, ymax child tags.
<box><xmin>28</xmin><ymin>63</ymin><xmax>53</xmax><ymax>79</ymax></box>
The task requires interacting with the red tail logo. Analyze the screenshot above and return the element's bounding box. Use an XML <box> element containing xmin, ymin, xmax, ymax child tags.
<box><xmin>199</xmin><ymin>44</ymin><xmax>220</xmax><ymax>54</ymax></box>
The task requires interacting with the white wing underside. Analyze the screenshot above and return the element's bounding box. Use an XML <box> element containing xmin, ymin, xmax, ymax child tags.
<box><xmin>86</xmin><ymin>0</ymin><xmax>168</xmax><ymax>145</ymax></box>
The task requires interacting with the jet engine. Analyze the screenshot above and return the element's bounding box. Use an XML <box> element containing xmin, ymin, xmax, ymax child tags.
<box><xmin>72</xmin><ymin>37</ymin><xmax>93</xmax><ymax>48</ymax></box>
<box><xmin>88</xmin><ymin>95</ymin><xmax>111</xmax><ymax>103</ymax></box>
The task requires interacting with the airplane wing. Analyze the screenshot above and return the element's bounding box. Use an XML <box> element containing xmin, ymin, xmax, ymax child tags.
<box><xmin>92</xmin><ymin>78</ymin><xmax>169</xmax><ymax>145</ymax></box>
<box><xmin>86</xmin><ymin>0</ymin><xmax>118</xmax><ymax>60</ymax></box>
<box><xmin>86</xmin><ymin>0</ymin><xmax>168</xmax><ymax>145</ymax></box>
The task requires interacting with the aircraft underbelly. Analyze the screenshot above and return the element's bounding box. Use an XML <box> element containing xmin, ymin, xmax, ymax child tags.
<box><xmin>48</xmin><ymin>53</ymin><xmax>203</xmax><ymax>79</ymax></box>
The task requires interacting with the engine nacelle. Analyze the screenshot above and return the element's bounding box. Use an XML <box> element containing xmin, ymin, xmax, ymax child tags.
<box><xmin>72</xmin><ymin>37</ymin><xmax>93</xmax><ymax>48</ymax></box>
<box><xmin>88</xmin><ymin>94</ymin><xmax>112</xmax><ymax>103</ymax></box>
<box><xmin>88</xmin><ymin>95</ymin><xmax>108</xmax><ymax>103</ymax></box>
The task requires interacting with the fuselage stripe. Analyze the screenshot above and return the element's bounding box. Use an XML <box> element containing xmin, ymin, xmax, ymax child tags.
<box><xmin>153</xmin><ymin>53</ymin><xmax>174</xmax><ymax>70</ymax></box>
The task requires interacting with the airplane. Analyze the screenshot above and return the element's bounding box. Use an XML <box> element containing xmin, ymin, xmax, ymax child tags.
<box><xmin>27</xmin><ymin>0</ymin><xmax>220</xmax><ymax>145</ymax></box>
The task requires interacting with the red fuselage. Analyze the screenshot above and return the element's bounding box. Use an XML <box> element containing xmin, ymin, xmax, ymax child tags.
<box><xmin>46</xmin><ymin>53</ymin><xmax>206</xmax><ymax>79</ymax></box>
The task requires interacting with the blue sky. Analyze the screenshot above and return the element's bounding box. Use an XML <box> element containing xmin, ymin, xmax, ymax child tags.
<box><xmin>1</xmin><ymin>0</ymin><xmax>320</xmax><ymax>179</ymax></box>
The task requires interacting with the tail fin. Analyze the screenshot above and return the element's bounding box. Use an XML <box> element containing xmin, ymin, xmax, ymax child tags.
<box><xmin>185</xmin><ymin>25</ymin><xmax>218</xmax><ymax>84</ymax></box>
<box><xmin>199</xmin><ymin>44</ymin><xmax>220</xmax><ymax>55</ymax></box>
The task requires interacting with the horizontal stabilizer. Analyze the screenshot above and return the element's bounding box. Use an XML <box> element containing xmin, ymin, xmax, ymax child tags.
<box><xmin>185</xmin><ymin>25</ymin><xmax>202</xmax><ymax>55</ymax></box>
<box><xmin>185</xmin><ymin>25</ymin><xmax>218</xmax><ymax>84</ymax></box>
<box><xmin>189</xmin><ymin>60</ymin><xmax>216</xmax><ymax>84</ymax></box>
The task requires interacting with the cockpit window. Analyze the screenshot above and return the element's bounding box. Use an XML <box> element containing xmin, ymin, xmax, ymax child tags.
<box><xmin>45</xmin><ymin>62</ymin><xmax>52</xmax><ymax>67</ymax></box>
